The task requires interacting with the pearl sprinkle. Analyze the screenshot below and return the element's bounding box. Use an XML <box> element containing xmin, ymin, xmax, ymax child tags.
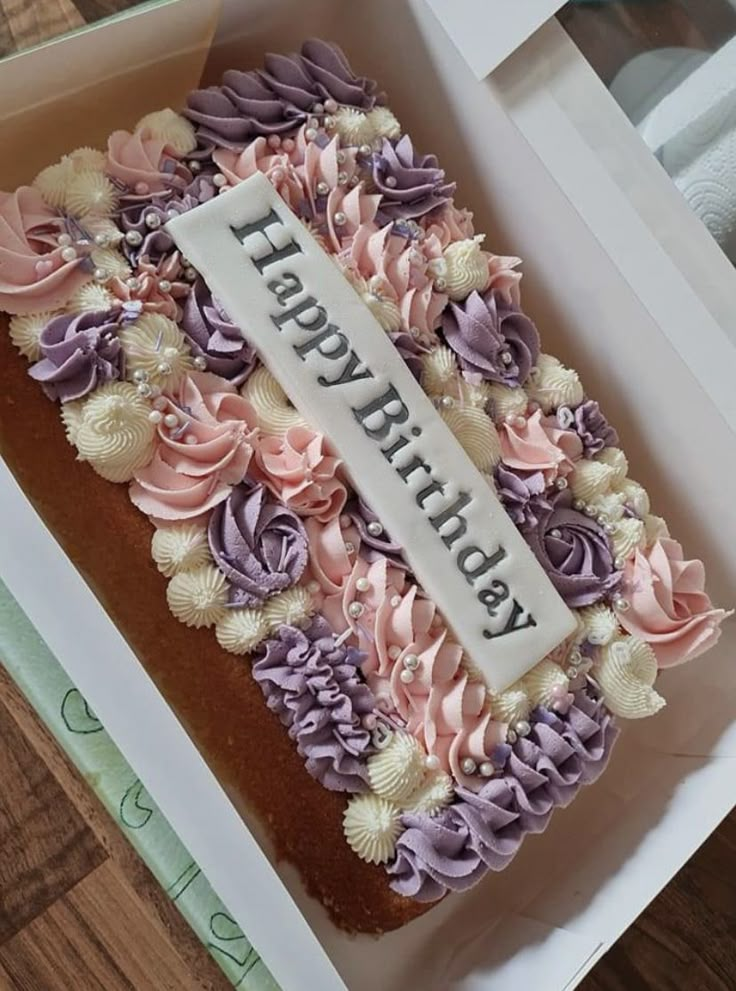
<box><xmin>460</xmin><ymin>758</ymin><xmax>477</xmax><ymax>776</ymax></box>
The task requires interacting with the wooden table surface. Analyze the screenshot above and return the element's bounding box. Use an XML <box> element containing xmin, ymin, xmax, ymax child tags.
<box><xmin>1</xmin><ymin>2</ymin><xmax>735</xmax><ymax>989</ymax></box>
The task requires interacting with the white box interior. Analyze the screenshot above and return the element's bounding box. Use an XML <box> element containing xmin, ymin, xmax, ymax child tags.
<box><xmin>2</xmin><ymin>2</ymin><xmax>735</xmax><ymax>989</ymax></box>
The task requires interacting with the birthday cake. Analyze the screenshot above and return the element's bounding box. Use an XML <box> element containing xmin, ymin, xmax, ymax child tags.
<box><xmin>0</xmin><ymin>39</ymin><xmax>730</xmax><ymax>933</ymax></box>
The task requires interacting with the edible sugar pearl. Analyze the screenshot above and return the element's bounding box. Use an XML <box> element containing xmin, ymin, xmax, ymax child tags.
<box><xmin>125</xmin><ymin>230</ymin><xmax>143</xmax><ymax>246</ymax></box>
<box><xmin>425</xmin><ymin>754</ymin><xmax>440</xmax><ymax>771</ymax></box>
<box><xmin>60</xmin><ymin>246</ymin><xmax>77</xmax><ymax>262</ymax></box>
<box><xmin>614</xmin><ymin>597</ymin><xmax>630</xmax><ymax>612</ymax></box>
<box><xmin>267</xmin><ymin>134</ymin><xmax>282</xmax><ymax>148</ymax></box>
<box><xmin>333</xmin><ymin>211</ymin><xmax>347</xmax><ymax>226</ymax></box>
<box><xmin>355</xmin><ymin>577</ymin><xmax>370</xmax><ymax>593</ymax></box>
<box><xmin>93</xmin><ymin>268</ymin><xmax>108</xmax><ymax>283</ymax></box>
<box><xmin>359</xmin><ymin>144</ymin><xmax>372</xmax><ymax>157</ymax></box>
<box><xmin>388</xmin><ymin>645</ymin><xmax>401</xmax><ymax>660</ymax></box>
<box><xmin>324</xmin><ymin>98</ymin><xmax>338</xmax><ymax>113</ymax></box>
<box><xmin>305</xmin><ymin>127</ymin><xmax>318</xmax><ymax>142</ymax></box>
<box><xmin>193</xmin><ymin>356</ymin><xmax>207</xmax><ymax>371</ymax></box>
<box><xmin>148</xmin><ymin>410</ymin><xmax>163</xmax><ymax>424</ymax></box>
<box><xmin>282</xmin><ymin>138</ymin><xmax>295</xmax><ymax>152</ymax></box>
<box><xmin>461</xmin><ymin>758</ymin><xmax>477</xmax><ymax>775</ymax></box>
<box><xmin>144</xmin><ymin>213</ymin><xmax>161</xmax><ymax>229</ymax></box>
<box><xmin>399</xmin><ymin>669</ymin><xmax>415</xmax><ymax>685</ymax></box>
<box><xmin>185</xmin><ymin>434</ymin><xmax>198</xmax><ymax>445</ymax></box>
<box><xmin>158</xmin><ymin>280</ymin><xmax>172</xmax><ymax>294</ymax></box>
<box><xmin>403</xmin><ymin>653</ymin><xmax>419</xmax><ymax>671</ymax></box>
<box><xmin>58</xmin><ymin>233</ymin><xmax>72</xmax><ymax>247</ymax></box>
<box><xmin>479</xmin><ymin>762</ymin><xmax>495</xmax><ymax>777</ymax></box>
<box><xmin>157</xmin><ymin>362</ymin><xmax>172</xmax><ymax>375</ymax></box>
<box><xmin>384</xmin><ymin>175</ymin><xmax>397</xmax><ymax>188</ymax></box>
<box><xmin>348</xmin><ymin>601</ymin><xmax>364</xmax><ymax>619</ymax></box>
<box><xmin>316</xmin><ymin>181</ymin><xmax>329</xmax><ymax>197</ymax></box>
<box><xmin>515</xmin><ymin>720</ymin><xmax>531</xmax><ymax>738</ymax></box>
<box><xmin>163</xmin><ymin>413</ymin><xmax>179</xmax><ymax>429</ymax></box>
<box><xmin>367</xmin><ymin>521</ymin><xmax>383</xmax><ymax>537</ymax></box>
<box><xmin>514</xmin><ymin>415</ymin><xmax>527</xmax><ymax>429</ymax></box>
<box><xmin>212</xmin><ymin>173</ymin><xmax>227</xmax><ymax>188</ymax></box>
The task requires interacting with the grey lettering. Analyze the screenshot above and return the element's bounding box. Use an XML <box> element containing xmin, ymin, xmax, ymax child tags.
<box><xmin>457</xmin><ymin>545</ymin><xmax>508</xmax><ymax>585</ymax></box>
<box><xmin>318</xmin><ymin>350</ymin><xmax>374</xmax><ymax>388</ymax></box>
<box><xmin>231</xmin><ymin>208</ymin><xmax>302</xmax><ymax>273</ymax></box>
<box><xmin>271</xmin><ymin>295</ymin><xmax>327</xmax><ymax>334</ymax></box>
<box><xmin>484</xmin><ymin>600</ymin><xmax>537</xmax><ymax>640</ymax></box>
<box><xmin>268</xmin><ymin>272</ymin><xmax>303</xmax><ymax>305</ymax></box>
<box><xmin>429</xmin><ymin>492</ymin><xmax>472</xmax><ymax>550</ymax></box>
<box><xmin>352</xmin><ymin>384</ymin><xmax>409</xmax><ymax>441</ymax></box>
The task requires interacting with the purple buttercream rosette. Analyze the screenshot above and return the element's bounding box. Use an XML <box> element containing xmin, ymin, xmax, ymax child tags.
<box><xmin>525</xmin><ymin>491</ymin><xmax>621</xmax><ymax>608</ymax></box>
<box><xmin>185</xmin><ymin>39</ymin><xmax>383</xmax><ymax>149</ymax></box>
<box><xmin>372</xmin><ymin>136</ymin><xmax>456</xmax><ymax>224</ymax></box>
<box><xmin>442</xmin><ymin>289</ymin><xmax>540</xmax><ymax>387</ymax></box>
<box><xmin>208</xmin><ymin>482</ymin><xmax>308</xmax><ymax>607</ymax></box>
<box><xmin>252</xmin><ymin>619</ymin><xmax>375</xmax><ymax>792</ymax></box>
<box><xmin>387</xmin><ymin>692</ymin><xmax>618</xmax><ymax>901</ymax></box>
<box><xmin>181</xmin><ymin>278</ymin><xmax>256</xmax><ymax>386</ymax></box>
<box><xmin>29</xmin><ymin>309</ymin><xmax>124</xmax><ymax>402</ymax></box>
<box><xmin>558</xmin><ymin>399</ymin><xmax>619</xmax><ymax>457</ymax></box>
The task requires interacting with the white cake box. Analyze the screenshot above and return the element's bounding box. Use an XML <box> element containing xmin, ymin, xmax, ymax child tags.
<box><xmin>1</xmin><ymin>2</ymin><xmax>735</xmax><ymax>989</ymax></box>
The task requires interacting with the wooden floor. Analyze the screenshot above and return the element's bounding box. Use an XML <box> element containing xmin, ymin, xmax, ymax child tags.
<box><xmin>1</xmin><ymin>1</ymin><xmax>735</xmax><ymax>989</ymax></box>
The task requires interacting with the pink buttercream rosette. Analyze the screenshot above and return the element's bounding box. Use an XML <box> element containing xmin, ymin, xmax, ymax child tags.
<box><xmin>618</xmin><ymin>538</ymin><xmax>732</xmax><ymax>668</ymax></box>
<box><xmin>0</xmin><ymin>186</ymin><xmax>90</xmax><ymax>314</ymax></box>
<box><xmin>129</xmin><ymin>372</ymin><xmax>258</xmax><ymax>524</ymax></box>
<box><xmin>499</xmin><ymin>408</ymin><xmax>583</xmax><ymax>484</ymax></box>
<box><xmin>106</xmin><ymin>128</ymin><xmax>189</xmax><ymax>197</ymax></box>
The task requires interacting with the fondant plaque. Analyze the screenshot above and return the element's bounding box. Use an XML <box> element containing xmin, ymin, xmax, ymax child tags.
<box><xmin>167</xmin><ymin>173</ymin><xmax>576</xmax><ymax>692</ymax></box>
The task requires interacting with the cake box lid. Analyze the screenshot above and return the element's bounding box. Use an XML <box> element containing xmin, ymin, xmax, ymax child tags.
<box><xmin>425</xmin><ymin>0</ymin><xmax>566</xmax><ymax>80</ymax></box>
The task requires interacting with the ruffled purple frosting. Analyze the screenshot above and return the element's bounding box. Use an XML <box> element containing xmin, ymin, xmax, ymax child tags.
<box><xmin>252</xmin><ymin>619</ymin><xmax>375</xmax><ymax>792</ymax></box>
<box><xmin>208</xmin><ymin>482</ymin><xmax>308</xmax><ymax>607</ymax></box>
<box><xmin>181</xmin><ymin>278</ymin><xmax>257</xmax><ymax>386</ymax></box>
<box><xmin>388</xmin><ymin>692</ymin><xmax>618</xmax><ymax>901</ymax></box>
<box><xmin>560</xmin><ymin>399</ymin><xmax>619</xmax><ymax>457</ymax></box>
<box><xmin>185</xmin><ymin>39</ymin><xmax>382</xmax><ymax>149</ymax></box>
<box><xmin>494</xmin><ymin>465</ymin><xmax>551</xmax><ymax>531</ymax></box>
<box><xmin>525</xmin><ymin>492</ymin><xmax>622</xmax><ymax>607</ymax></box>
<box><xmin>118</xmin><ymin>185</ymin><xmax>215</xmax><ymax>267</ymax></box>
<box><xmin>372</xmin><ymin>136</ymin><xmax>456</xmax><ymax>224</ymax></box>
<box><xmin>442</xmin><ymin>289</ymin><xmax>540</xmax><ymax>387</ymax></box>
<box><xmin>345</xmin><ymin>497</ymin><xmax>408</xmax><ymax>572</ymax></box>
<box><xmin>29</xmin><ymin>310</ymin><xmax>123</xmax><ymax>402</ymax></box>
